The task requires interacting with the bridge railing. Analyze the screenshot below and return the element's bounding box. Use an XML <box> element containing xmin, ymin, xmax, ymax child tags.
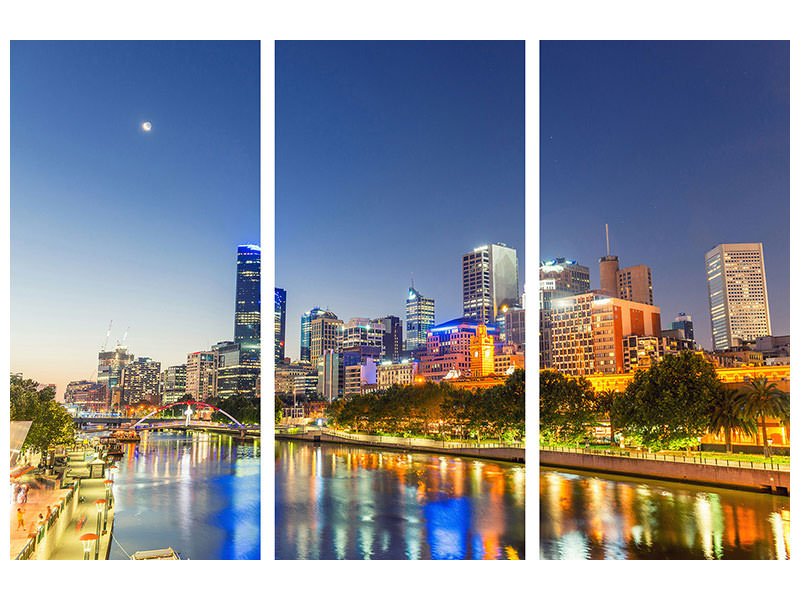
<box><xmin>539</xmin><ymin>445</ymin><xmax>790</xmax><ymax>471</ymax></box>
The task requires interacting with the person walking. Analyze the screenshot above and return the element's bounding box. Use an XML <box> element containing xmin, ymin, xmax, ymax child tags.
<box><xmin>16</xmin><ymin>507</ymin><xmax>25</xmax><ymax>530</ymax></box>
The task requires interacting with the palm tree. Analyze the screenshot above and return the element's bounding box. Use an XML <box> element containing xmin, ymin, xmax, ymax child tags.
<box><xmin>739</xmin><ymin>378</ymin><xmax>789</xmax><ymax>458</ymax></box>
<box><xmin>708</xmin><ymin>388</ymin><xmax>755</xmax><ymax>453</ymax></box>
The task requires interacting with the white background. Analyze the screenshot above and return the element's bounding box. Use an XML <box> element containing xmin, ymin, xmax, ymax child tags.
<box><xmin>1</xmin><ymin>1</ymin><xmax>796</xmax><ymax>597</ymax></box>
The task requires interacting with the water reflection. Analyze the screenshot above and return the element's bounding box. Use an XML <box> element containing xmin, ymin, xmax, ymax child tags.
<box><xmin>540</xmin><ymin>467</ymin><xmax>790</xmax><ymax>560</ymax></box>
<box><xmin>275</xmin><ymin>440</ymin><xmax>525</xmax><ymax>560</ymax></box>
<box><xmin>109</xmin><ymin>431</ymin><xmax>260</xmax><ymax>560</ymax></box>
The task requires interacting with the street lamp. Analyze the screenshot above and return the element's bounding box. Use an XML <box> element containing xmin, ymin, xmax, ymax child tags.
<box><xmin>94</xmin><ymin>499</ymin><xmax>106</xmax><ymax>559</ymax></box>
<box><xmin>104</xmin><ymin>479</ymin><xmax>114</xmax><ymax>509</ymax></box>
<box><xmin>80</xmin><ymin>533</ymin><xmax>98</xmax><ymax>560</ymax></box>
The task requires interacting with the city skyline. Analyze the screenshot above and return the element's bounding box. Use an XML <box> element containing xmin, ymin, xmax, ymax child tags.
<box><xmin>540</xmin><ymin>41</ymin><xmax>789</xmax><ymax>350</ymax></box>
<box><xmin>276</xmin><ymin>41</ymin><xmax>525</xmax><ymax>361</ymax></box>
<box><xmin>10</xmin><ymin>41</ymin><xmax>260</xmax><ymax>398</ymax></box>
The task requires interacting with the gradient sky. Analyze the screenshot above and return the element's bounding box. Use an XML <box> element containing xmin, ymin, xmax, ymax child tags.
<box><xmin>11</xmin><ymin>41</ymin><xmax>260</xmax><ymax>399</ymax></box>
<box><xmin>276</xmin><ymin>41</ymin><xmax>525</xmax><ymax>361</ymax></box>
<box><xmin>540</xmin><ymin>41</ymin><xmax>789</xmax><ymax>349</ymax></box>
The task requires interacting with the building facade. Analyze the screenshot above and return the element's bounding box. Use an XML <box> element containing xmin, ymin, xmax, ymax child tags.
<box><xmin>405</xmin><ymin>286</ymin><xmax>435</xmax><ymax>351</ymax></box>
<box><xmin>97</xmin><ymin>345</ymin><xmax>134</xmax><ymax>400</ymax></box>
<box><xmin>120</xmin><ymin>357</ymin><xmax>161</xmax><ymax>405</ymax></box>
<box><xmin>670</xmin><ymin>313</ymin><xmax>694</xmax><ymax>341</ymax></box>
<box><xmin>310</xmin><ymin>313</ymin><xmax>343</xmax><ymax>364</ymax></box>
<box><xmin>462</xmin><ymin>243</ymin><xmax>519</xmax><ymax>323</ymax></box>
<box><xmin>300</xmin><ymin>307</ymin><xmax>337</xmax><ymax>362</ymax></box>
<box><xmin>186</xmin><ymin>351</ymin><xmax>215</xmax><ymax>402</ymax></box>
<box><xmin>374</xmin><ymin>315</ymin><xmax>403</xmax><ymax>361</ymax></box>
<box><xmin>376</xmin><ymin>361</ymin><xmax>416</xmax><ymax>390</ymax></box>
<box><xmin>705</xmin><ymin>243</ymin><xmax>772</xmax><ymax>350</ymax></box>
<box><xmin>418</xmin><ymin>318</ymin><xmax>500</xmax><ymax>381</ymax></box>
<box><xmin>235</xmin><ymin>244</ymin><xmax>261</xmax><ymax>345</ymax></box>
<box><xmin>275</xmin><ymin>288</ymin><xmax>286</xmax><ymax>364</ymax></box>
<box><xmin>161</xmin><ymin>365</ymin><xmax>187</xmax><ymax>405</ymax></box>
<box><xmin>539</xmin><ymin>258</ymin><xmax>591</xmax><ymax>369</ymax></box>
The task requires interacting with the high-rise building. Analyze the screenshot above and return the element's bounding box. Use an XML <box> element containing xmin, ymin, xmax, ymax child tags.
<box><xmin>705</xmin><ymin>243</ymin><xmax>772</xmax><ymax>350</ymax></box>
<box><xmin>235</xmin><ymin>245</ymin><xmax>261</xmax><ymax>345</ymax></box>
<box><xmin>161</xmin><ymin>365</ymin><xmax>187</xmax><ymax>405</ymax></box>
<box><xmin>120</xmin><ymin>357</ymin><xmax>161</xmax><ymax>405</ymax></box>
<box><xmin>64</xmin><ymin>380</ymin><xmax>107</xmax><ymax>411</ymax></box>
<box><xmin>405</xmin><ymin>286</ymin><xmax>435</xmax><ymax>351</ymax></box>
<box><xmin>339</xmin><ymin>318</ymin><xmax>385</xmax><ymax>353</ymax></box>
<box><xmin>275</xmin><ymin>288</ymin><xmax>286</xmax><ymax>364</ymax></box>
<box><xmin>300</xmin><ymin>308</ymin><xmax>337</xmax><ymax>362</ymax></box>
<box><xmin>310</xmin><ymin>313</ymin><xmax>343</xmax><ymax>364</ymax></box>
<box><xmin>539</xmin><ymin>258</ymin><xmax>591</xmax><ymax>369</ymax></box>
<box><xmin>374</xmin><ymin>315</ymin><xmax>403</xmax><ymax>361</ymax></box>
<box><xmin>212</xmin><ymin>341</ymin><xmax>259</xmax><ymax>399</ymax></box>
<box><xmin>186</xmin><ymin>351</ymin><xmax>215</xmax><ymax>402</ymax></box>
<box><xmin>462</xmin><ymin>243</ymin><xmax>519</xmax><ymax>323</ymax></box>
<box><xmin>97</xmin><ymin>345</ymin><xmax>134</xmax><ymax>400</ymax></box>
<box><xmin>670</xmin><ymin>313</ymin><xmax>695</xmax><ymax>341</ymax></box>
<box><xmin>598</xmin><ymin>226</ymin><xmax>653</xmax><ymax>304</ymax></box>
<box><xmin>317</xmin><ymin>349</ymin><xmax>342</xmax><ymax>401</ymax></box>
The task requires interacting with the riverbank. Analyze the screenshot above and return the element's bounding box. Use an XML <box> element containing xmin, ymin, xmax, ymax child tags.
<box><xmin>540</xmin><ymin>447</ymin><xmax>789</xmax><ymax>495</ymax></box>
<box><xmin>276</xmin><ymin>428</ymin><xmax>525</xmax><ymax>463</ymax></box>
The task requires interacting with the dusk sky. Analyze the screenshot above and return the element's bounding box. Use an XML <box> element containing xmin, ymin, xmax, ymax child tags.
<box><xmin>11</xmin><ymin>41</ymin><xmax>260</xmax><ymax>399</ymax></box>
<box><xmin>276</xmin><ymin>41</ymin><xmax>525</xmax><ymax>361</ymax></box>
<box><xmin>540</xmin><ymin>41</ymin><xmax>789</xmax><ymax>349</ymax></box>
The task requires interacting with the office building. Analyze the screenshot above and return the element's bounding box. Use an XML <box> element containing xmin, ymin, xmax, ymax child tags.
<box><xmin>300</xmin><ymin>307</ymin><xmax>337</xmax><ymax>362</ymax></box>
<box><xmin>64</xmin><ymin>380</ymin><xmax>107</xmax><ymax>411</ymax></box>
<box><xmin>339</xmin><ymin>318</ymin><xmax>385</xmax><ymax>353</ymax></box>
<box><xmin>462</xmin><ymin>243</ymin><xmax>519</xmax><ymax>323</ymax></box>
<box><xmin>539</xmin><ymin>258</ymin><xmax>591</xmax><ymax>369</ymax></box>
<box><xmin>161</xmin><ymin>365</ymin><xmax>187</xmax><ymax>405</ymax></box>
<box><xmin>705</xmin><ymin>243</ymin><xmax>772</xmax><ymax>350</ymax></box>
<box><xmin>275</xmin><ymin>288</ymin><xmax>286</xmax><ymax>364</ymax></box>
<box><xmin>97</xmin><ymin>345</ymin><xmax>134</xmax><ymax>400</ymax></box>
<box><xmin>186</xmin><ymin>351</ymin><xmax>215</xmax><ymax>402</ymax></box>
<box><xmin>376</xmin><ymin>360</ymin><xmax>417</xmax><ymax>390</ymax></box>
<box><xmin>418</xmin><ymin>318</ymin><xmax>500</xmax><ymax>381</ymax></box>
<box><xmin>670</xmin><ymin>313</ymin><xmax>694</xmax><ymax>341</ymax></box>
<box><xmin>374</xmin><ymin>315</ymin><xmax>403</xmax><ymax>361</ymax></box>
<box><xmin>235</xmin><ymin>244</ymin><xmax>261</xmax><ymax>345</ymax></box>
<box><xmin>317</xmin><ymin>350</ymin><xmax>342</xmax><ymax>401</ymax></box>
<box><xmin>405</xmin><ymin>286</ymin><xmax>435</xmax><ymax>351</ymax></box>
<box><xmin>502</xmin><ymin>306</ymin><xmax>525</xmax><ymax>347</ymax></box>
<box><xmin>120</xmin><ymin>357</ymin><xmax>161</xmax><ymax>405</ymax></box>
<box><xmin>310</xmin><ymin>313</ymin><xmax>343</xmax><ymax>364</ymax></box>
<box><xmin>598</xmin><ymin>226</ymin><xmax>653</xmax><ymax>304</ymax></box>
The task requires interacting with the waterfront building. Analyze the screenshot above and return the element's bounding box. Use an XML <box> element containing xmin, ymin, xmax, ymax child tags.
<box><xmin>548</xmin><ymin>292</ymin><xmax>661</xmax><ymax>375</ymax></box>
<box><xmin>300</xmin><ymin>307</ymin><xmax>337</xmax><ymax>362</ymax></box>
<box><xmin>405</xmin><ymin>286</ymin><xmax>435</xmax><ymax>351</ymax></box>
<box><xmin>275</xmin><ymin>288</ymin><xmax>286</xmax><ymax>364</ymax></box>
<box><xmin>186</xmin><ymin>351</ymin><xmax>215</xmax><ymax>402</ymax></box>
<box><xmin>376</xmin><ymin>360</ymin><xmax>416</xmax><ymax>390</ymax></box>
<box><xmin>235</xmin><ymin>244</ymin><xmax>261</xmax><ymax>345</ymax></box>
<box><xmin>374</xmin><ymin>315</ymin><xmax>403</xmax><ymax>361</ymax></box>
<box><xmin>317</xmin><ymin>350</ymin><xmax>342</xmax><ymax>401</ymax></box>
<box><xmin>97</xmin><ymin>344</ymin><xmax>134</xmax><ymax>400</ymax></box>
<box><xmin>462</xmin><ymin>243</ymin><xmax>519</xmax><ymax>323</ymax></box>
<box><xmin>211</xmin><ymin>340</ymin><xmax>259</xmax><ymax>399</ymax></box>
<box><xmin>540</xmin><ymin>258</ymin><xmax>590</xmax><ymax>369</ymax></box>
<box><xmin>670</xmin><ymin>313</ymin><xmax>694</xmax><ymax>341</ymax></box>
<box><xmin>469</xmin><ymin>323</ymin><xmax>495</xmax><ymax>378</ymax></box>
<box><xmin>418</xmin><ymin>318</ymin><xmax>500</xmax><ymax>381</ymax></box>
<box><xmin>705</xmin><ymin>242</ymin><xmax>771</xmax><ymax>350</ymax></box>
<box><xmin>339</xmin><ymin>318</ymin><xmax>385</xmax><ymax>353</ymax></box>
<box><xmin>120</xmin><ymin>357</ymin><xmax>161</xmax><ymax>405</ymax></box>
<box><xmin>161</xmin><ymin>364</ymin><xmax>187</xmax><ymax>405</ymax></box>
<box><xmin>310</xmin><ymin>313</ymin><xmax>343</xmax><ymax>364</ymax></box>
<box><xmin>275</xmin><ymin>361</ymin><xmax>318</xmax><ymax>399</ymax></box>
<box><xmin>64</xmin><ymin>380</ymin><xmax>107</xmax><ymax>411</ymax></box>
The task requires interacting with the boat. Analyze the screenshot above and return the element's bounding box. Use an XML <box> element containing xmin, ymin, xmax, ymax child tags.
<box><xmin>131</xmin><ymin>547</ymin><xmax>181</xmax><ymax>560</ymax></box>
<box><xmin>110</xmin><ymin>430</ymin><xmax>141</xmax><ymax>442</ymax></box>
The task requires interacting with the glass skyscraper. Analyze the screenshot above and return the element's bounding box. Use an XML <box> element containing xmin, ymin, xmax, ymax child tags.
<box><xmin>405</xmin><ymin>286</ymin><xmax>435</xmax><ymax>351</ymax></box>
<box><xmin>462</xmin><ymin>243</ymin><xmax>520</xmax><ymax>323</ymax></box>
<box><xmin>300</xmin><ymin>307</ymin><xmax>337</xmax><ymax>362</ymax></box>
<box><xmin>275</xmin><ymin>288</ymin><xmax>286</xmax><ymax>364</ymax></box>
<box><xmin>235</xmin><ymin>244</ymin><xmax>261</xmax><ymax>345</ymax></box>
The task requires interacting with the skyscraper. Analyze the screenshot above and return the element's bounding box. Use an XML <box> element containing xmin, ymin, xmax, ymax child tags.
<box><xmin>235</xmin><ymin>245</ymin><xmax>261</xmax><ymax>345</ymax></box>
<box><xmin>275</xmin><ymin>288</ymin><xmax>286</xmax><ymax>364</ymax></box>
<box><xmin>462</xmin><ymin>243</ymin><xmax>519</xmax><ymax>323</ymax></box>
<box><xmin>161</xmin><ymin>364</ymin><xmax>187</xmax><ymax>405</ymax></box>
<box><xmin>705</xmin><ymin>243</ymin><xmax>771</xmax><ymax>350</ymax></box>
<box><xmin>97</xmin><ymin>344</ymin><xmax>134</xmax><ymax>400</ymax></box>
<box><xmin>405</xmin><ymin>286</ymin><xmax>435</xmax><ymax>351</ymax></box>
<box><xmin>539</xmin><ymin>258</ymin><xmax>590</xmax><ymax>368</ymax></box>
<box><xmin>120</xmin><ymin>357</ymin><xmax>161</xmax><ymax>405</ymax></box>
<box><xmin>310</xmin><ymin>313</ymin><xmax>343</xmax><ymax>365</ymax></box>
<box><xmin>374</xmin><ymin>315</ymin><xmax>403</xmax><ymax>361</ymax></box>
<box><xmin>186</xmin><ymin>351</ymin><xmax>215</xmax><ymax>402</ymax></box>
<box><xmin>598</xmin><ymin>225</ymin><xmax>654</xmax><ymax>305</ymax></box>
<box><xmin>300</xmin><ymin>307</ymin><xmax>337</xmax><ymax>362</ymax></box>
<box><xmin>670</xmin><ymin>313</ymin><xmax>695</xmax><ymax>341</ymax></box>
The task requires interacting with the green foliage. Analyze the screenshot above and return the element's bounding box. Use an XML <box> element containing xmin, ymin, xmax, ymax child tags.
<box><xmin>739</xmin><ymin>378</ymin><xmax>789</xmax><ymax>458</ymax></box>
<box><xmin>707</xmin><ymin>388</ymin><xmax>756</xmax><ymax>453</ymax></box>
<box><xmin>210</xmin><ymin>394</ymin><xmax>260</xmax><ymax>424</ymax></box>
<box><xmin>326</xmin><ymin>370</ymin><xmax>525</xmax><ymax>441</ymax></box>
<box><xmin>619</xmin><ymin>351</ymin><xmax>721</xmax><ymax>451</ymax></box>
<box><xmin>275</xmin><ymin>395</ymin><xmax>284</xmax><ymax>424</ymax></box>
<box><xmin>539</xmin><ymin>370</ymin><xmax>597</xmax><ymax>445</ymax></box>
<box><xmin>10</xmin><ymin>378</ymin><xmax>76</xmax><ymax>455</ymax></box>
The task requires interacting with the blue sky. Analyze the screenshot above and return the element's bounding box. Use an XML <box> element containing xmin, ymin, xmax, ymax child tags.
<box><xmin>11</xmin><ymin>41</ymin><xmax>260</xmax><ymax>398</ymax></box>
<box><xmin>540</xmin><ymin>41</ymin><xmax>789</xmax><ymax>349</ymax></box>
<box><xmin>276</xmin><ymin>41</ymin><xmax>525</xmax><ymax>361</ymax></box>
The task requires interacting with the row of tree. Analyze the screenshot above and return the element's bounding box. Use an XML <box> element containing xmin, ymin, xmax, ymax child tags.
<box><xmin>540</xmin><ymin>352</ymin><xmax>790</xmax><ymax>456</ymax></box>
<box><xmin>10</xmin><ymin>378</ymin><xmax>76</xmax><ymax>455</ymax></box>
<box><xmin>323</xmin><ymin>369</ymin><xmax>525</xmax><ymax>442</ymax></box>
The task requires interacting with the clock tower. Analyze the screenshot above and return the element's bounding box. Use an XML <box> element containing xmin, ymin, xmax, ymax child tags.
<box><xmin>469</xmin><ymin>323</ymin><xmax>495</xmax><ymax>377</ymax></box>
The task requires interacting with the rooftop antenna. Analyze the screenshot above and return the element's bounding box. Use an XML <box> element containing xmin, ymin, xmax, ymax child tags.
<box><xmin>605</xmin><ymin>223</ymin><xmax>610</xmax><ymax>256</ymax></box>
<box><xmin>411</xmin><ymin>272</ymin><xmax>414</xmax><ymax>289</ymax></box>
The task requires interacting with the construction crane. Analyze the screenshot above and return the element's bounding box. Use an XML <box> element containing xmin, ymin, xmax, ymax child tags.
<box><xmin>101</xmin><ymin>320</ymin><xmax>113</xmax><ymax>351</ymax></box>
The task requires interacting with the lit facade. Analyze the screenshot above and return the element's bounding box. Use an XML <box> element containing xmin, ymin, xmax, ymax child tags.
<box><xmin>374</xmin><ymin>315</ymin><xmax>403</xmax><ymax>361</ymax></box>
<box><xmin>376</xmin><ymin>361</ymin><xmax>416</xmax><ymax>390</ymax></box>
<box><xmin>469</xmin><ymin>323</ymin><xmax>495</xmax><ymax>378</ymax></box>
<box><xmin>540</xmin><ymin>258</ymin><xmax>590</xmax><ymax>368</ymax></box>
<box><xmin>186</xmin><ymin>351</ymin><xmax>215</xmax><ymax>402</ymax></box>
<box><xmin>213</xmin><ymin>340</ymin><xmax>259</xmax><ymax>399</ymax></box>
<box><xmin>161</xmin><ymin>364</ymin><xmax>186</xmax><ymax>405</ymax></box>
<box><xmin>65</xmin><ymin>380</ymin><xmax>107</xmax><ymax>411</ymax></box>
<box><xmin>300</xmin><ymin>308</ymin><xmax>337</xmax><ymax>362</ymax></box>
<box><xmin>310</xmin><ymin>314</ymin><xmax>343</xmax><ymax>364</ymax></box>
<box><xmin>405</xmin><ymin>286</ymin><xmax>435</xmax><ymax>351</ymax></box>
<box><xmin>339</xmin><ymin>318</ymin><xmax>385</xmax><ymax>354</ymax></box>
<box><xmin>275</xmin><ymin>288</ymin><xmax>286</xmax><ymax>364</ymax></box>
<box><xmin>120</xmin><ymin>357</ymin><xmax>161</xmax><ymax>405</ymax></box>
<box><xmin>462</xmin><ymin>243</ymin><xmax>519</xmax><ymax>323</ymax></box>
<box><xmin>235</xmin><ymin>244</ymin><xmax>261</xmax><ymax>345</ymax></box>
<box><xmin>706</xmin><ymin>242</ymin><xmax>772</xmax><ymax>350</ymax></box>
<box><xmin>97</xmin><ymin>345</ymin><xmax>134</xmax><ymax>399</ymax></box>
<box><xmin>418</xmin><ymin>318</ymin><xmax>500</xmax><ymax>381</ymax></box>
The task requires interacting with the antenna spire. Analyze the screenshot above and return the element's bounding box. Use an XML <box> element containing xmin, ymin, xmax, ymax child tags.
<box><xmin>605</xmin><ymin>223</ymin><xmax>610</xmax><ymax>256</ymax></box>
<box><xmin>411</xmin><ymin>272</ymin><xmax>414</xmax><ymax>289</ymax></box>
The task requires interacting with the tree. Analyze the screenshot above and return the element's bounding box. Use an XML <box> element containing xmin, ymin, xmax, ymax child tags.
<box><xmin>539</xmin><ymin>370</ymin><xmax>597</xmax><ymax>445</ymax></box>
<box><xmin>10</xmin><ymin>378</ymin><xmax>76</xmax><ymax>456</ymax></box>
<box><xmin>707</xmin><ymin>388</ymin><xmax>756</xmax><ymax>453</ymax></box>
<box><xmin>739</xmin><ymin>378</ymin><xmax>789</xmax><ymax>458</ymax></box>
<box><xmin>620</xmin><ymin>352</ymin><xmax>720</xmax><ymax>452</ymax></box>
<box><xmin>275</xmin><ymin>395</ymin><xmax>284</xmax><ymax>424</ymax></box>
<box><xmin>595</xmin><ymin>390</ymin><xmax>622</xmax><ymax>446</ymax></box>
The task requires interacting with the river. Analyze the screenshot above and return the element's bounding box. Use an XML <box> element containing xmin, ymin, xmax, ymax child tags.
<box><xmin>108</xmin><ymin>431</ymin><xmax>260</xmax><ymax>560</ymax></box>
<box><xmin>540</xmin><ymin>466</ymin><xmax>790</xmax><ymax>560</ymax></box>
<box><xmin>275</xmin><ymin>439</ymin><xmax>526</xmax><ymax>559</ymax></box>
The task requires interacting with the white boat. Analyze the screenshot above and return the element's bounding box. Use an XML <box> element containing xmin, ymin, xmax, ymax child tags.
<box><xmin>131</xmin><ymin>547</ymin><xmax>181</xmax><ymax>560</ymax></box>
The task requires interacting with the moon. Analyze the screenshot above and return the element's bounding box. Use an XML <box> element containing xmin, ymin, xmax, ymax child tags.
<box><xmin>142</xmin><ymin>121</ymin><xmax>152</xmax><ymax>132</ymax></box>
